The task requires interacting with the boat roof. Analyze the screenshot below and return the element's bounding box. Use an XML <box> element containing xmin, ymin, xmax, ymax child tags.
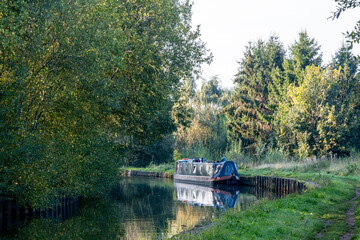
<box><xmin>177</xmin><ymin>158</ymin><xmax>206</xmax><ymax>163</ymax></box>
<box><xmin>177</xmin><ymin>158</ymin><xmax>231</xmax><ymax>164</ymax></box>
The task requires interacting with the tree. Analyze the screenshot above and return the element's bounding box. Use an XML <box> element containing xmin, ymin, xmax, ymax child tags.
<box><xmin>112</xmin><ymin>0</ymin><xmax>212</xmax><ymax>166</ymax></box>
<box><xmin>198</xmin><ymin>75</ymin><xmax>223</xmax><ymax>105</ymax></box>
<box><xmin>289</xmin><ymin>31</ymin><xmax>323</xmax><ymax>72</ymax></box>
<box><xmin>270</xmin><ymin>31</ymin><xmax>323</xmax><ymax>111</ymax></box>
<box><xmin>332</xmin><ymin>0</ymin><xmax>360</xmax><ymax>45</ymax></box>
<box><xmin>275</xmin><ymin>64</ymin><xmax>360</xmax><ymax>158</ymax></box>
<box><xmin>1</xmin><ymin>0</ymin><xmax>125</xmax><ymax>206</ymax></box>
<box><xmin>0</xmin><ymin>0</ymin><xmax>211</xmax><ymax>205</ymax></box>
<box><xmin>172</xmin><ymin>77</ymin><xmax>195</xmax><ymax>129</ymax></box>
<box><xmin>329</xmin><ymin>45</ymin><xmax>360</xmax><ymax>152</ymax></box>
<box><xmin>224</xmin><ymin>36</ymin><xmax>285</xmax><ymax>152</ymax></box>
<box><xmin>174</xmin><ymin>76</ymin><xmax>229</xmax><ymax>160</ymax></box>
<box><xmin>330</xmin><ymin>43</ymin><xmax>358</xmax><ymax>75</ymax></box>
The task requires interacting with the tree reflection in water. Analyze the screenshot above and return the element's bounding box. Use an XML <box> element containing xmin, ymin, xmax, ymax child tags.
<box><xmin>3</xmin><ymin>177</ymin><xmax>286</xmax><ymax>239</ymax></box>
<box><xmin>4</xmin><ymin>199</ymin><xmax>125</xmax><ymax>239</ymax></box>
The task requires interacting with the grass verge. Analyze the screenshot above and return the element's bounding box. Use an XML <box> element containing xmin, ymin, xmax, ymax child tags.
<box><xmin>119</xmin><ymin>163</ymin><xmax>175</xmax><ymax>175</ymax></box>
<box><xmin>173</xmin><ymin>167</ymin><xmax>360</xmax><ymax>240</ymax></box>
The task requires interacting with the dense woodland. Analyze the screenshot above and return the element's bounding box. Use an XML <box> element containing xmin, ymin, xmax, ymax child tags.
<box><xmin>177</xmin><ymin>33</ymin><xmax>360</xmax><ymax>165</ymax></box>
<box><xmin>1</xmin><ymin>0</ymin><xmax>359</xmax><ymax>207</ymax></box>
<box><xmin>0</xmin><ymin>0</ymin><xmax>211</xmax><ymax>206</ymax></box>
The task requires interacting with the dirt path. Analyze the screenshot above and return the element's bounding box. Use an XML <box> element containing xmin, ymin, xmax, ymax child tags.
<box><xmin>315</xmin><ymin>188</ymin><xmax>360</xmax><ymax>240</ymax></box>
<box><xmin>340</xmin><ymin>188</ymin><xmax>360</xmax><ymax>240</ymax></box>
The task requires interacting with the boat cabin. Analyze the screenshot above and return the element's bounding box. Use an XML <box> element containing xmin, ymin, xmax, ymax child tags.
<box><xmin>174</xmin><ymin>158</ymin><xmax>240</xmax><ymax>185</ymax></box>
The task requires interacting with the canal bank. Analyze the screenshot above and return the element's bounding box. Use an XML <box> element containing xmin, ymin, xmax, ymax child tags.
<box><xmin>173</xmin><ymin>168</ymin><xmax>360</xmax><ymax>240</ymax></box>
<box><xmin>119</xmin><ymin>164</ymin><xmax>360</xmax><ymax>239</ymax></box>
<box><xmin>120</xmin><ymin>169</ymin><xmax>308</xmax><ymax>196</ymax></box>
<box><xmin>119</xmin><ymin>169</ymin><xmax>174</xmax><ymax>178</ymax></box>
<box><xmin>120</xmin><ymin>169</ymin><xmax>308</xmax><ymax>194</ymax></box>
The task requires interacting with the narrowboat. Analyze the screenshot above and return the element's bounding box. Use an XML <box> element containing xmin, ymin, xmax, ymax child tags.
<box><xmin>174</xmin><ymin>157</ymin><xmax>240</xmax><ymax>186</ymax></box>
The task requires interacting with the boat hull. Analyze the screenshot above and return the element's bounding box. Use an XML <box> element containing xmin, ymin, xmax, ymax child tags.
<box><xmin>174</xmin><ymin>174</ymin><xmax>240</xmax><ymax>186</ymax></box>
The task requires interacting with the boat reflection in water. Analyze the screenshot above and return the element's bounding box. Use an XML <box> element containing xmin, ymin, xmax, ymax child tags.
<box><xmin>175</xmin><ymin>182</ymin><xmax>245</xmax><ymax>210</ymax></box>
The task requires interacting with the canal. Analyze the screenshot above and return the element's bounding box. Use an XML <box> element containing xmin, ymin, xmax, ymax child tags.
<box><xmin>2</xmin><ymin>176</ymin><xmax>297</xmax><ymax>239</ymax></box>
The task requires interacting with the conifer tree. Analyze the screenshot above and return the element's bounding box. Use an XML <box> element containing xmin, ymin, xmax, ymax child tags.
<box><xmin>224</xmin><ymin>36</ymin><xmax>285</xmax><ymax>151</ymax></box>
<box><xmin>199</xmin><ymin>75</ymin><xmax>223</xmax><ymax>106</ymax></box>
<box><xmin>270</xmin><ymin>31</ymin><xmax>323</xmax><ymax>108</ymax></box>
<box><xmin>289</xmin><ymin>31</ymin><xmax>323</xmax><ymax>71</ymax></box>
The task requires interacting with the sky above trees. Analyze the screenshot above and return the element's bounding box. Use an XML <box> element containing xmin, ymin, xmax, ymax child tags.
<box><xmin>192</xmin><ymin>0</ymin><xmax>360</xmax><ymax>89</ymax></box>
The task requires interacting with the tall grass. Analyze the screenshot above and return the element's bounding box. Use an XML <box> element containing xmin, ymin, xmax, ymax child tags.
<box><xmin>176</xmin><ymin>145</ymin><xmax>224</xmax><ymax>162</ymax></box>
<box><xmin>127</xmin><ymin>145</ymin><xmax>360</xmax><ymax>177</ymax></box>
<box><xmin>244</xmin><ymin>149</ymin><xmax>360</xmax><ymax>176</ymax></box>
<box><xmin>176</xmin><ymin>145</ymin><xmax>360</xmax><ymax>176</ymax></box>
<box><xmin>224</xmin><ymin>147</ymin><xmax>294</xmax><ymax>169</ymax></box>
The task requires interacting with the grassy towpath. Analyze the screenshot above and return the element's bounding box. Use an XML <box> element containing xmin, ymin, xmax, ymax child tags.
<box><xmin>119</xmin><ymin>163</ymin><xmax>175</xmax><ymax>176</ymax></box>
<box><xmin>173</xmin><ymin>161</ymin><xmax>360</xmax><ymax>240</ymax></box>
<box><xmin>339</xmin><ymin>187</ymin><xmax>360</xmax><ymax>240</ymax></box>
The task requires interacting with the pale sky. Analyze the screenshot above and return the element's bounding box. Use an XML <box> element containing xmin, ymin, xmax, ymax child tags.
<box><xmin>191</xmin><ymin>0</ymin><xmax>360</xmax><ymax>89</ymax></box>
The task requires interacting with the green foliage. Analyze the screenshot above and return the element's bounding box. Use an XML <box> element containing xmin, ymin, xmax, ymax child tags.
<box><xmin>177</xmin><ymin>145</ymin><xmax>222</xmax><ymax>162</ymax></box>
<box><xmin>224</xmin><ymin>36</ymin><xmax>285</xmax><ymax>152</ymax></box>
<box><xmin>269</xmin><ymin>31</ymin><xmax>323</xmax><ymax>117</ymax></box>
<box><xmin>198</xmin><ymin>75</ymin><xmax>224</xmax><ymax>105</ymax></box>
<box><xmin>172</xmin><ymin>78</ymin><xmax>195</xmax><ymax>129</ymax></box>
<box><xmin>330</xmin><ymin>43</ymin><xmax>358</xmax><ymax>75</ymax></box>
<box><xmin>276</xmin><ymin>65</ymin><xmax>360</xmax><ymax>157</ymax></box>
<box><xmin>332</xmin><ymin>0</ymin><xmax>360</xmax><ymax>45</ymax></box>
<box><xmin>174</xmin><ymin>76</ymin><xmax>229</xmax><ymax>161</ymax></box>
<box><xmin>5</xmin><ymin>199</ymin><xmax>125</xmax><ymax>240</ymax></box>
<box><xmin>262</xmin><ymin>148</ymin><xmax>290</xmax><ymax>164</ymax></box>
<box><xmin>0</xmin><ymin>0</ymin><xmax>210</xmax><ymax>206</ymax></box>
<box><xmin>224</xmin><ymin>30</ymin><xmax>359</xmax><ymax>159</ymax></box>
<box><xmin>120</xmin><ymin>162</ymin><xmax>175</xmax><ymax>174</ymax></box>
<box><xmin>122</xmin><ymin>135</ymin><xmax>175</xmax><ymax>167</ymax></box>
<box><xmin>1</xmin><ymin>0</ymin><xmax>123</xmax><ymax>206</ymax></box>
<box><xmin>289</xmin><ymin>31</ymin><xmax>322</xmax><ymax>71</ymax></box>
<box><xmin>173</xmin><ymin>149</ymin><xmax>182</xmax><ymax>162</ymax></box>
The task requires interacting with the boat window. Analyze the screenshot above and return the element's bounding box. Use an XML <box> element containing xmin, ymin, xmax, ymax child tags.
<box><xmin>193</xmin><ymin>165</ymin><xmax>196</xmax><ymax>173</ymax></box>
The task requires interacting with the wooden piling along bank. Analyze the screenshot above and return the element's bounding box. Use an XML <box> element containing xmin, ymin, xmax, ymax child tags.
<box><xmin>240</xmin><ymin>176</ymin><xmax>306</xmax><ymax>198</ymax></box>
<box><xmin>0</xmin><ymin>196</ymin><xmax>80</xmax><ymax>235</ymax></box>
<box><xmin>119</xmin><ymin>170</ymin><xmax>305</xmax><ymax>196</ymax></box>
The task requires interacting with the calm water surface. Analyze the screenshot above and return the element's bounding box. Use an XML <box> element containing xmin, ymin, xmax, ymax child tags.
<box><xmin>5</xmin><ymin>177</ymin><xmax>281</xmax><ymax>239</ymax></box>
<box><xmin>110</xmin><ymin>177</ymin><xmax>258</xmax><ymax>239</ymax></box>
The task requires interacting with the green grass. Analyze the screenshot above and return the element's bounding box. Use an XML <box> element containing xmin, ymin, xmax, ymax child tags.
<box><xmin>172</xmin><ymin>154</ymin><xmax>360</xmax><ymax>240</ymax></box>
<box><xmin>174</xmin><ymin>175</ymin><xmax>359</xmax><ymax>239</ymax></box>
<box><xmin>120</xmin><ymin>163</ymin><xmax>176</xmax><ymax>175</ymax></box>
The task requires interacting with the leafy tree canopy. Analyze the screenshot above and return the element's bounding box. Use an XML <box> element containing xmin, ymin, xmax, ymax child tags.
<box><xmin>0</xmin><ymin>0</ymin><xmax>211</xmax><ymax>206</ymax></box>
<box><xmin>332</xmin><ymin>0</ymin><xmax>360</xmax><ymax>44</ymax></box>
